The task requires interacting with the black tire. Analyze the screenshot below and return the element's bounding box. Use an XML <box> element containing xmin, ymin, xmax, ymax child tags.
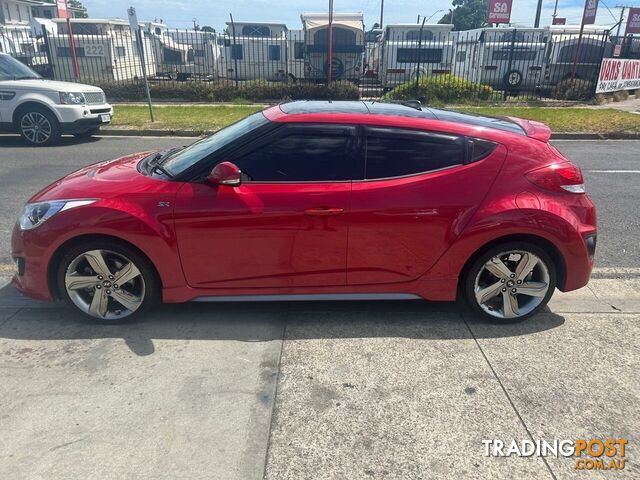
<box><xmin>56</xmin><ymin>239</ymin><xmax>160</xmax><ymax>324</ymax></box>
<box><xmin>463</xmin><ymin>241</ymin><xmax>557</xmax><ymax>323</ymax></box>
<box><xmin>503</xmin><ymin>69</ymin><xmax>523</xmax><ymax>88</ymax></box>
<box><xmin>73</xmin><ymin>127</ymin><xmax>100</xmax><ymax>139</ymax></box>
<box><xmin>17</xmin><ymin>105</ymin><xmax>62</xmax><ymax>146</ymax></box>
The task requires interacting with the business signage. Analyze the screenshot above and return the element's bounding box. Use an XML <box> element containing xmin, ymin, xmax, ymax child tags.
<box><xmin>56</xmin><ymin>0</ymin><xmax>68</xmax><ymax>19</ymax></box>
<box><xmin>552</xmin><ymin>17</ymin><xmax>566</xmax><ymax>25</ymax></box>
<box><xmin>625</xmin><ymin>7</ymin><xmax>640</xmax><ymax>35</ymax></box>
<box><xmin>582</xmin><ymin>0</ymin><xmax>598</xmax><ymax>25</ymax></box>
<box><xmin>488</xmin><ymin>0</ymin><xmax>513</xmax><ymax>24</ymax></box>
<box><xmin>596</xmin><ymin>58</ymin><xmax>640</xmax><ymax>93</ymax></box>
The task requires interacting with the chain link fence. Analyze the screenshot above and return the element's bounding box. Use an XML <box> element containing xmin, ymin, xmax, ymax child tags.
<box><xmin>1</xmin><ymin>23</ymin><xmax>628</xmax><ymax>102</ymax></box>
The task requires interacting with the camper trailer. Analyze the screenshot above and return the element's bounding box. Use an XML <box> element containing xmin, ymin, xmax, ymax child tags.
<box><xmin>300</xmin><ymin>12</ymin><xmax>364</xmax><ymax>82</ymax></box>
<box><xmin>217</xmin><ymin>22</ymin><xmax>289</xmax><ymax>81</ymax></box>
<box><xmin>541</xmin><ymin>25</ymin><xmax>613</xmax><ymax>88</ymax></box>
<box><xmin>145</xmin><ymin>22</ymin><xmax>218</xmax><ymax>80</ymax></box>
<box><xmin>50</xmin><ymin>19</ymin><xmax>156</xmax><ymax>82</ymax></box>
<box><xmin>379</xmin><ymin>23</ymin><xmax>454</xmax><ymax>88</ymax></box>
<box><xmin>287</xmin><ymin>29</ymin><xmax>305</xmax><ymax>80</ymax></box>
<box><xmin>452</xmin><ymin>27</ymin><xmax>546</xmax><ymax>91</ymax></box>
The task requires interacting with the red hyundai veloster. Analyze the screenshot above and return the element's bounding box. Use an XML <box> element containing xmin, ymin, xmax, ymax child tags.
<box><xmin>11</xmin><ymin>101</ymin><xmax>597</xmax><ymax>322</ymax></box>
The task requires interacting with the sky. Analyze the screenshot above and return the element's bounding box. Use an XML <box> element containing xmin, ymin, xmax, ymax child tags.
<box><xmin>81</xmin><ymin>0</ymin><xmax>626</xmax><ymax>31</ymax></box>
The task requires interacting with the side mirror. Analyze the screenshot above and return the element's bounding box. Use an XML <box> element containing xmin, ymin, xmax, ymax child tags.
<box><xmin>207</xmin><ymin>161</ymin><xmax>241</xmax><ymax>187</ymax></box>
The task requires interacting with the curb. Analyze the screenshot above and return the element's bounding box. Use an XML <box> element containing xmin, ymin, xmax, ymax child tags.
<box><xmin>99</xmin><ymin>128</ymin><xmax>640</xmax><ymax>140</ymax></box>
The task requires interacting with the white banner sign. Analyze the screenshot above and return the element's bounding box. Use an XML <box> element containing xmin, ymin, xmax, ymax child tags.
<box><xmin>596</xmin><ymin>58</ymin><xmax>640</xmax><ymax>93</ymax></box>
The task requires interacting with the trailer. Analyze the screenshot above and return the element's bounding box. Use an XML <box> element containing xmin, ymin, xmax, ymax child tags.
<box><xmin>300</xmin><ymin>12</ymin><xmax>364</xmax><ymax>82</ymax></box>
<box><xmin>216</xmin><ymin>22</ymin><xmax>289</xmax><ymax>81</ymax></box>
<box><xmin>379</xmin><ymin>23</ymin><xmax>454</xmax><ymax>88</ymax></box>
<box><xmin>287</xmin><ymin>29</ymin><xmax>305</xmax><ymax>81</ymax></box>
<box><xmin>452</xmin><ymin>27</ymin><xmax>546</xmax><ymax>91</ymax></box>
<box><xmin>540</xmin><ymin>25</ymin><xmax>613</xmax><ymax>88</ymax></box>
<box><xmin>145</xmin><ymin>22</ymin><xmax>219</xmax><ymax>80</ymax></box>
<box><xmin>49</xmin><ymin>19</ymin><xmax>157</xmax><ymax>82</ymax></box>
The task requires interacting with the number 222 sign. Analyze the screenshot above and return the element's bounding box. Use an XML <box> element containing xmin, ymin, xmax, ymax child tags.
<box><xmin>488</xmin><ymin>0</ymin><xmax>513</xmax><ymax>24</ymax></box>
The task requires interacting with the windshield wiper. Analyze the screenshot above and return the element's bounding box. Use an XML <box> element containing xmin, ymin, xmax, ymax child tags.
<box><xmin>152</xmin><ymin>164</ymin><xmax>174</xmax><ymax>178</ymax></box>
<box><xmin>13</xmin><ymin>76</ymin><xmax>40</xmax><ymax>80</ymax></box>
<box><xmin>147</xmin><ymin>148</ymin><xmax>181</xmax><ymax>178</ymax></box>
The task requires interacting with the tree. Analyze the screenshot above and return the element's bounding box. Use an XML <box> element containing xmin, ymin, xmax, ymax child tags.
<box><xmin>201</xmin><ymin>26</ymin><xmax>215</xmax><ymax>33</ymax></box>
<box><xmin>43</xmin><ymin>0</ymin><xmax>88</xmax><ymax>18</ymax></box>
<box><xmin>438</xmin><ymin>0</ymin><xmax>489</xmax><ymax>31</ymax></box>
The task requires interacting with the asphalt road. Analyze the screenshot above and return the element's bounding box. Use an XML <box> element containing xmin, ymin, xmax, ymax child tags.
<box><xmin>0</xmin><ymin>135</ymin><xmax>638</xmax><ymax>270</ymax></box>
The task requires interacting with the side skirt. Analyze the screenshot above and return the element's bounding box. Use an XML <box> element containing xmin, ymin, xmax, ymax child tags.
<box><xmin>192</xmin><ymin>293</ymin><xmax>422</xmax><ymax>302</ymax></box>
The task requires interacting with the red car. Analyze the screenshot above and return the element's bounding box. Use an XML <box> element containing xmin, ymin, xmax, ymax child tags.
<box><xmin>11</xmin><ymin>101</ymin><xmax>597</xmax><ymax>322</ymax></box>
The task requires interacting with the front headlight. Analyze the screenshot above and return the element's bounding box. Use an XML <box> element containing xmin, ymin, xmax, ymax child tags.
<box><xmin>19</xmin><ymin>199</ymin><xmax>97</xmax><ymax>230</ymax></box>
<box><xmin>59</xmin><ymin>92</ymin><xmax>86</xmax><ymax>105</ymax></box>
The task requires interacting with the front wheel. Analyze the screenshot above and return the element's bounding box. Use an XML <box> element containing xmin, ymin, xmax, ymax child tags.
<box><xmin>18</xmin><ymin>107</ymin><xmax>61</xmax><ymax>146</ymax></box>
<box><xmin>57</xmin><ymin>240</ymin><xmax>160</xmax><ymax>323</ymax></box>
<box><xmin>464</xmin><ymin>242</ymin><xmax>556</xmax><ymax>322</ymax></box>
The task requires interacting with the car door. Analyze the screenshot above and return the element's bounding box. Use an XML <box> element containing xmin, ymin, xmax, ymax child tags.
<box><xmin>347</xmin><ymin>126</ymin><xmax>506</xmax><ymax>286</ymax></box>
<box><xmin>173</xmin><ymin>124</ymin><xmax>356</xmax><ymax>289</ymax></box>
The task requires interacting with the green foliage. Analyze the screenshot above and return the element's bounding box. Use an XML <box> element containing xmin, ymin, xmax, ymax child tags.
<box><xmin>43</xmin><ymin>0</ymin><xmax>88</xmax><ymax>18</ymax></box>
<box><xmin>384</xmin><ymin>75</ymin><xmax>494</xmax><ymax>103</ymax></box>
<box><xmin>551</xmin><ymin>79</ymin><xmax>595</xmax><ymax>101</ymax></box>
<box><xmin>97</xmin><ymin>80</ymin><xmax>360</xmax><ymax>102</ymax></box>
<box><xmin>438</xmin><ymin>0</ymin><xmax>489</xmax><ymax>31</ymax></box>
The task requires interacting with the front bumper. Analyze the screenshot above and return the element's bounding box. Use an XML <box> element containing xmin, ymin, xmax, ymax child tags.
<box><xmin>11</xmin><ymin>222</ymin><xmax>53</xmax><ymax>302</ymax></box>
<box><xmin>56</xmin><ymin>103</ymin><xmax>113</xmax><ymax>133</ymax></box>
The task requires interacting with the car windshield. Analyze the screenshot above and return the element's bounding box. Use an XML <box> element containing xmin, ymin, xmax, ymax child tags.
<box><xmin>162</xmin><ymin>111</ymin><xmax>269</xmax><ymax>176</ymax></box>
<box><xmin>0</xmin><ymin>55</ymin><xmax>41</xmax><ymax>80</ymax></box>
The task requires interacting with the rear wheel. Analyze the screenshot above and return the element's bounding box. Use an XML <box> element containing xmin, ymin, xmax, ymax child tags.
<box><xmin>57</xmin><ymin>240</ymin><xmax>160</xmax><ymax>323</ymax></box>
<box><xmin>17</xmin><ymin>106</ymin><xmax>61</xmax><ymax>146</ymax></box>
<box><xmin>73</xmin><ymin>127</ymin><xmax>100</xmax><ymax>139</ymax></box>
<box><xmin>464</xmin><ymin>242</ymin><xmax>556</xmax><ymax>322</ymax></box>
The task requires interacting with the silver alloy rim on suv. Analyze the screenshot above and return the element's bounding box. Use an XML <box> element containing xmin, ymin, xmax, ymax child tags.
<box><xmin>64</xmin><ymin>249</ymin><xmax>145</xmax><ymax>320</ymax></box>
<box><xmin>473</xmin><ymin>250</ymin><xmax>550</xmax><ymax>319</ymax></box>
<box><xmin>20</xmin><ymin>112</ymin><xmax>52</xmax><ymax>144</ymax></box>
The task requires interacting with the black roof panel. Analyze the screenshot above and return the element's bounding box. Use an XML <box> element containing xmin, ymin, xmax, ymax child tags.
<box><xmin>278</xmin><ymin>101</ymin><xmax>525</xmax><ymax>136</ymax></box>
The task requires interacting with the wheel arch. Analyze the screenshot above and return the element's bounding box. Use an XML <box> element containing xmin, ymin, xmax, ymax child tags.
<box><xmin>47</xmin><ymin>233</ymin><xmax>163</xmax><ymax>301</ymax></box>
<box><xmin>456</xmin><ymin>233</ymin><xmax>566</xmax><ymax>294</ymax></box>
<box><xmin>12</xmin><ymin>100</ymin><xmax>61</xmax><ymax>128</ymax></box>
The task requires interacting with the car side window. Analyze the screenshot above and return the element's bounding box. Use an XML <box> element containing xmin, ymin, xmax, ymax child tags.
<box><xmin>232</xmin><ymin>132</ymin><xmax>352</xmax><ymax>182</ymax></box>
<box><xmin>365</xmin><ymin>129</ymin><xmax>465</xmax><ymax>180</ymax></box>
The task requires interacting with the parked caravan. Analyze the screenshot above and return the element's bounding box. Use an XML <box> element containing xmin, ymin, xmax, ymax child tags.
<box><xmin>541</xmin><ymin>25</ymin><xmax>613</xmax><ymax>88</ymax></box>
<box><xmin>287</xmin><ymin>29</ymin><xmax>306</xmax><ymax>80</ymax></box>
<box><xmin>379</xmin><ymin>23</ymin><xmax>454</xmax><ymax>88</ymax></box>
<box><xmin>452</xmin><ymin>27</ymin><xmax>546</xmax><ymax>91</ymax></box>
<box><xmin>217</xmin><ymin>22</ymin><xmax>289</xmax><ymax>81</ymax></box>
<box><xmin>300</xmin><ymin>12</ymin><xmax>364</xmax><ymax>82</ymax></box>
<box><xmin>50</xmin><ymin>19</ymin><xmax>156</xmax><ymax>82</ymax></box>
<box><xmin>364</xmin><ymin>27</ymin><xmax>383</xmax><ymax>79</ymax></box>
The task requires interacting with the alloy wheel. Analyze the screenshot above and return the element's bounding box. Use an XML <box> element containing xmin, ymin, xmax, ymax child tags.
<box><xmin>473</xmin><ymin>250</ymin><xmax>550</xmax><ymax>319</ymax></box>
<box><xmin>20</xmin><ymin>112</ymin><xmax>52</xmax><ymax>144</ymax></box>
<box><xmin>64</xmin><ymin>249</ymin><xmax>146</xmax><ymax>320</ymax></box>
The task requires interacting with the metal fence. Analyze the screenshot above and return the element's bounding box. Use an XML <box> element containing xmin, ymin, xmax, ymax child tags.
<box><xmin>1</xmin><ymin>24</ymin><xmax>630</xmax><ymax>101</ymax></box>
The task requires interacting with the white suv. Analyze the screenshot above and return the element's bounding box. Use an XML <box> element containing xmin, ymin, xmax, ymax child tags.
<box><xmin>0</xmin><ymin>53</ymin><xmax>113</xmax><ymax>146</ymax></box>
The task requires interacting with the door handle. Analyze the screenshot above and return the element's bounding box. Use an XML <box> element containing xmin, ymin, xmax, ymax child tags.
<box><xmin>304</xmin><ymin>207</ymin><xmax>344</xmax><ymax>216</ymax></box>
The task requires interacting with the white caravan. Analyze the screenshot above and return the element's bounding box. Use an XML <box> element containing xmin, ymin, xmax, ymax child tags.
<box><xmin>287</xmin><ymin>29</ymin><xmax>305</xmax><ymax>81</ymax></box>
<box><xmin>217</xmin><ymin>22</ymin><xmax>289</xmax><ymax>81</ymax></box>
<box><xmin>50</xmin><ymin>19</ymin><xmax>156</xmax><ymax>82</ymax></box>
<box><xmin>145</xmin><ymin>22</ymin><xmax>218</xmax><ymax>80</ymax></box>
<box><xmin>300</xmin><ymin>12</ymin><xmax>364</xmax><ymax>82</ymax></box>
<box><xmin>452</xmin><ymin>27</ymin><xmax>546</xmax><ymax>91</ymax></box>
<box><xmin>541</xmin><ymin>25</ymin><xmax>613</xmax><ymax>88</ymax></box>
<box><xmin>379</xmin><ymin>23</ymin><xmax>454</xmax><ymax>88</ymax></box>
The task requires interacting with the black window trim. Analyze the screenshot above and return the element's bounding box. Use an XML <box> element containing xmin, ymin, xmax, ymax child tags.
<box><xmin>228</xmin><ymin>123</ymin><xmax>359</xmax><ymax>184</ymax></box>
<box><xmin>359</xmin><ymin>126</ymin><xmax>468</xmax><ymax>182</ymax></box>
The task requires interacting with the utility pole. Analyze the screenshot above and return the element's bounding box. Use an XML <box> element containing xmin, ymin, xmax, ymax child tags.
<box><xmin>327</xmin><ymin>0</ymin><xmax>334</xmax><ymax>83</ymax></box>
<box><xmin>615</xmin><ymin>5</ymin><xmax>634</xmax><ymax>37</ymax></box>
<box><xmin>380</xmin><ymin>0</ymin><xmax>384</xmax><ymax>28</ymax></box>
<box><xmin>534</xmin><ymin>0</ymin><xmax>543</xmax><ymax>27</ymax></box>
<box><xmin>552</xmin><ymin>0</ymin><xmax>559</xmax><ymax>23</ymax></box>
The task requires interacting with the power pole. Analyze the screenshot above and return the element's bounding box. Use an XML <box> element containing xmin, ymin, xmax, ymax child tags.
<box><xmin>380</xmin><ymin>0</ymin><xmax>384</xmax><ymax>27</ymax></box>
<box><xmin>615</xmin><ymin>5</ymin><xmax>634</xmax><ymax>37</ymax></box>
<box><xmin>552</xmin><ymin>0</ymin><xmax>559</xmax><ymax>23</ymax></box>
<box><xmin>534</xmin><ymin>0</ymin><xmax>543</xmax><ymax>27</ymax></box>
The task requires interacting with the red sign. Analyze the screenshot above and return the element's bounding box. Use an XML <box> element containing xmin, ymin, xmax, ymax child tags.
<box><xmin>488</xmin><ymin>0</ymin><xmax>513</xmax><ymax>24</ymax></box>
<box><xmin>582</xmin><ymin>0</ymin><xmax>598</xmax><ymax>25</ymax></box>
<box><xmin>613</xmin><ymin>44</ymin><xmax>622</xmax><ymax>57</ymax></box>
<box><xmin>626</xmin><ymin>7</ymin><xmax>640</xmax><ymax>35</ymax></box>
<box><xmin>56</xmin><ymin>0</ymin><xmax>69</xmax><ymax>19</ymax></box>
<box><xmin>552</xmin><ymin>17</ymin><xmax>566</xmax><ymax>25</ymax></box>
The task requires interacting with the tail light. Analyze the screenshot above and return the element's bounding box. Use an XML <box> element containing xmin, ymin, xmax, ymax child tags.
<box><xmin>525</xmin><ymin>162</ymin><xmax>585</xmax><ymax>194</ymax></box>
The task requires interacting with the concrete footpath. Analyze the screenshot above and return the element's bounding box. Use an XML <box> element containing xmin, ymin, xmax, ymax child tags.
<box><xmin>0</xmin><ymin>276</ymin><xmax>638</xmax><ymax>480</ymax></box>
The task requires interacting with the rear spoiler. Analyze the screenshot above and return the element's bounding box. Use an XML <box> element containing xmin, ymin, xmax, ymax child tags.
<box><xmin>505</xmin><ymin>116</ymin><xmax>552</xmax><ymax>143</ymax></box>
